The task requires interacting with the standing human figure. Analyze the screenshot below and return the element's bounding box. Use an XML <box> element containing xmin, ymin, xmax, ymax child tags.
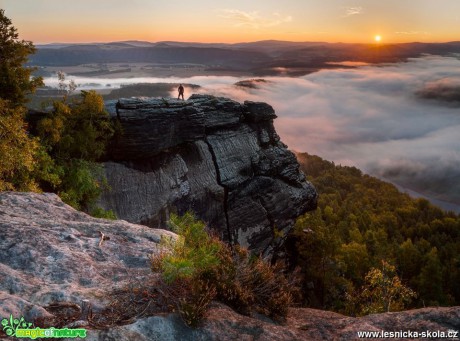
<box><xmin>178</xmin><ymin>84</ymin><xmax>184</xmax><ymax>100</ymax></box>
<box><xmin>115</xmin><ymin>100</ymin><xmax>121</xmax><ymax>119</ymax></box>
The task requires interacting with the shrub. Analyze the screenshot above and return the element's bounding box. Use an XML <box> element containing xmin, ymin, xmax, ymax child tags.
<box><xmin>57</xmin><ymin>159</ymin><xmax>107</xmax><ymax>211</ymax></box>
<box><xmin>151</xmin><ymin>212</ymin><xmax>296</xmax><ymax>326</ymax></box>
<box><xmin>156</xmin><ymin>212</ymin><xmax>222</xmax><ymax>284</ymax></box>
<box><xmin>176</xmin><ymin>278</ymin><xmax>217</xmax><ymax>328</ymax></box>
<box><xmin>90</xmin><ymin>206</ymin><xmax>117</xmax><ymax>220</ymax></box>
<box><xmin>206</xmin><ymin>245</ymin><xmax>296</xmax><ymax>322</ymax></box>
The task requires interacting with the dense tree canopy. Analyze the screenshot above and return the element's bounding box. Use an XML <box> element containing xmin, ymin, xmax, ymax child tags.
<box><xmin>288</xmin><ymin>153</ymin><xmax>460</xmax><ymax>314</ymax></box>
<box><xmin>0</xmin><ymin>100</ymin><xmax>40</xmax><ymax>191</ymax></box>
<box><xmin>37</xmin><ymin>89</ymin><xmax>115</xmax><ymax>211</ymax></box>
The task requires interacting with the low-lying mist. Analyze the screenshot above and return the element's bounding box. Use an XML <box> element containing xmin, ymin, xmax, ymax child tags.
<box><xmin>43</xmin><ymin>56</ymin><xmax>460</xmax><ymax>210</ymax></box>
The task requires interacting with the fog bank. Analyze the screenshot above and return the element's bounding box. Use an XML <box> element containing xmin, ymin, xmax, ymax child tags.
<box><xmin>44</xmin><ymin>56</ymin><xmax>460</xmax><ymax>209</ymax></box>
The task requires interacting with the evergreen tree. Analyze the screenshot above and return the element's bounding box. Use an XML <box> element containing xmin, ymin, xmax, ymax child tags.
<box><xmin>0</xmin><ymin>10</ymin><xmax>50</xmax><ymax>191</ymax></box>
<box><xmin>418</xmin><ymin>247</ymin><xmax>444</xmax><ymax>305</ymax></box>
<box><xmin>0</xmin><ymin>9</ymin><xmax>43</xmax><ymax>107</ymax></box>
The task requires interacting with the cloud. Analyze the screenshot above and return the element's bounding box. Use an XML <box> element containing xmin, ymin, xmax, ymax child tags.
<box><xmin>395</xmin><ymin>31</ymin><xmax>430</xmax><ymax>35</ymax></box>
<box><xmin>179</xmin><ymin>56</ymin><xmax>460</xmax><ymax>208</ymax></box>
<box><xmin>343</xmin><ymin>6</ymin><xmax>363</xmax><ymax>17</ymax></box>
<box><xmin>44</xmin><ymin>56</ymin><xmax>460</xmax><ymax>210</ymax></box>
<box><xmin>219</xmin><ymin>9</ymin><xmax>292</xmax><ymax>29</ymax></box>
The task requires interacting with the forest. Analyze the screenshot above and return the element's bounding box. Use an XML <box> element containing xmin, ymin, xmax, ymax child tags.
<box><xmin>289</xmin><ymin>153</ymin><xmax>460</xmax><ymax>315</ymax></box>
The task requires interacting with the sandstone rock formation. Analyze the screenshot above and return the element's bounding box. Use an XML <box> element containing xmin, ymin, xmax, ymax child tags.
<box><xmin>99</xmin><ymin>95</ymin><xmax>317</xmax><ymax>255</ymax></box>
<box><xmin>0</xmin><ymin>192</ymin><xmax>175</xmax><ymax>327</ymax></box>
<box><xmin>1</xmin><ymin>192</ymin><xmax>458</xmax><ymax>341</ymax></box>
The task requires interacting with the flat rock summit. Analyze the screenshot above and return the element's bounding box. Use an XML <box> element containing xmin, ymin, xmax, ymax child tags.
<box><xmin>99</xmin><ymin>94</ymin><xmax>318</xmax><ymax>256</ymax></box>
<box><xmin>1</xmin><ymin>192</ymin><xmax>459</xmax><ymax>340</ymax></box>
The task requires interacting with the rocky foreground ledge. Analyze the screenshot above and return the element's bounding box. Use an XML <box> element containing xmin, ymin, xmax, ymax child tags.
<box><xmin>0</xmin><ymin>192</ymin><xmax>176</xmax><ymax>321</ymax></box>
<box><xmin>90</xmin><ymin>305</ymin><xmax>460</xmax><ymax>340</ymax></box>
<box><xmin>99</xmin><ymin>95</ymin><xmax>318</xmax><ymax>256</ymax></box>
<box><xmin>1</xmin><ymin>192</ymin><xmax>459</xmax><ymax>340</ymax></box>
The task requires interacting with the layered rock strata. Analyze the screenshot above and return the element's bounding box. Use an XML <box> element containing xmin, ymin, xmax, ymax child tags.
<box><xmin>100</xmin><ymin>95</ymin><xmax>317</xmax><ymax>255</ymax></box>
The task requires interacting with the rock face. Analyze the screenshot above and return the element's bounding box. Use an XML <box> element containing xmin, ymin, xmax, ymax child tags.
<box><xmin>99</xmin><ymin>95</ymin><xmax>317</xmax><ymax>255</ymax></box>
<box><xmin>0</xmin><ymin>192</ymin><xmax>175</xmax><ymax>326</ymax></box>
<box><xmin>1</xmin><ymin>192</ymin><xmax>458</xmax><ymax>341</ymax></box>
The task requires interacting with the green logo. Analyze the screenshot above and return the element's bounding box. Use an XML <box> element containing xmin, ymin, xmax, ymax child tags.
<box><xmin>1</xmin><ymin>314</ymin><xmax>87</xmax><ymax>339</ymax></box>
<box><xmin>1</xmin><ymin>315</ymin><xmax>33</xmax><ymax>337</ymax></box>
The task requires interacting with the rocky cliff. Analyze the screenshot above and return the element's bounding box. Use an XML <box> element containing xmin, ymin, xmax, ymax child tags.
<box><xmin>1</xmin><ymin>192</ymin><xmax>458</xmax><ymax>341</ymax></box>
<box><xmin>99</xmin><ymin>95</ymin><xmax>317</xmax><ymax>255</ymax></box>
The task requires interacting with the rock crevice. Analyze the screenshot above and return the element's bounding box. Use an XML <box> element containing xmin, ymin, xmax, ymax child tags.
<box><xmin>203</xmin><ymin>135</ymin><xmax>233</xmax><ymax>245</ymax></box>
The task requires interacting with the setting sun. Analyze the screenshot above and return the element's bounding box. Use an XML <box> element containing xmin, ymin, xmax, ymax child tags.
<box><xmin>374</xmin><ymin>35</ymin><xmax>382</xmax><ymax>42</ymax></box>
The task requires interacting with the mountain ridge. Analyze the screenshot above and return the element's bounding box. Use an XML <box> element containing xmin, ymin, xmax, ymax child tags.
<box><xmin>31</xmin><ymin>40</ymin><xmax>460</xmax><ymax>76</ymax></box>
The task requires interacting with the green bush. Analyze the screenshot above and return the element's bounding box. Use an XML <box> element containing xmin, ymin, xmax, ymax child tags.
<box><xmin>57</xmin><ymin>159</ymin><xmax>107</xmax><ymax>211</ymax></box>
<box><xmin>151</xmin><ymin>212</ymin><xmax>295</xmax><ymax>326</ymax></box>
<box><xmin>157</xmin><ymin>212</ymin><xmax>222</xmax><ymax>284</ymax></box>
<box><xmin>90</xmin><ymin>206</ymin><xmax>117</xmax><ymax>220</ymax></box>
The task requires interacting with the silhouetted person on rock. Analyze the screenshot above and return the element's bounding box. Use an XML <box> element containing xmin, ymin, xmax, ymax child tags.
<box><xmin>178</xmin><ymin>84</ymin><xmax>184</xmax><ymax>100</ymax></box>
<box><xmin>115</xmin><ymin>100</ymin><xmax>121</xmax><ymax>119</ymax></box>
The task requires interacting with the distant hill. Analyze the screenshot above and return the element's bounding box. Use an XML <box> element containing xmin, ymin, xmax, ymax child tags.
<box><xmin>30</xmin><ymin>44</ymin><xmax>270</xmax><ymax>71</ymax></box>
<box><xmin>30</xmin><ymin>40</ymin><xmax>460</xmax><ymax>76</ymax></box>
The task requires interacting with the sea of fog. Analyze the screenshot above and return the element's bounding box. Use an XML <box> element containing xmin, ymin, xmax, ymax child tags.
<box><xmin>43</xmin><ymin>56</ymin><xmax>460</xmax><ymax>212</ymax></box>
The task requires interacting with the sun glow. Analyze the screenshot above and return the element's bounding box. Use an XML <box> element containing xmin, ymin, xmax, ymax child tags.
<box><xmin>374</xmin><ymin>35</ymin><xmax>382</xmax><ymax>42</ymax></box>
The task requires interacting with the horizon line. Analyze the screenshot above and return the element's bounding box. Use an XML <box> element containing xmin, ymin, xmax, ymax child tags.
<box><xmin>34</xmin><ymin>39</ymin><xmax>460</xmax><ymax>46</ymax></box>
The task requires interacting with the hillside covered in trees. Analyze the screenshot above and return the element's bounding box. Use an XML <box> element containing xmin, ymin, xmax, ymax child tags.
<box><xmin>288</xmin><ymin>153</ymin><xmax>460</xmax><ymax>315</ymax></box>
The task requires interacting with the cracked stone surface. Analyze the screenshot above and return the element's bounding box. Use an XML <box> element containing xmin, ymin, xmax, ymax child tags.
<box><xmin>100</xmin><ymin>95</ymin><xmax>318</xmax><ymax>255</ymax></box>
<box><xmin>0</xmin><ymin>191</ymin><xmax>176</xmax><ymax>324</ymax></box>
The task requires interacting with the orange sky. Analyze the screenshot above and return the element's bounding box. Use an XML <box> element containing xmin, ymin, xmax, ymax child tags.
<box><xmin>2</xmin><ymin>0</ymin><xmax>460</xmax><ymax>44</ymax></box>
